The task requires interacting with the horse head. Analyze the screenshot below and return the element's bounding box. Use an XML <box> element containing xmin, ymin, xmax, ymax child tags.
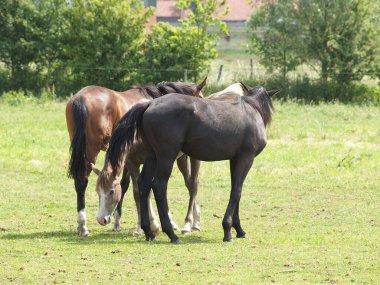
<box><xmin>91</xmin><ymin>163</ymin><xmax>122</xmax><ymax>226</ymax></box>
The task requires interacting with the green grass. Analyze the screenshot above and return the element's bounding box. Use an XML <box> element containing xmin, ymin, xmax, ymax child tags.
<box><xmin>0</xmin><ymin>101</ymin><xmax>379</xmax><ymax>284</ymax></box>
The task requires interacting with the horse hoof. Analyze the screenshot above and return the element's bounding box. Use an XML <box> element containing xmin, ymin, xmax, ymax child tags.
<box><xmin>181</xmin><ymin>229</ymin><xmax>191</xmax><ymax>235</ymax></box>
<box><xmin>77</xmin><ymin>227</ymin><xmax>90</xmax><ymax>237</ymax></box>
<box><xmin>171</xmin><ymin>223</ymin><xmax>179</xmax><ymax>231</ymax></box>
<box><xmin>133</xmin><ymin>228</ymin><xmax>144</xmax><ymax>236</ymax></box>
<box><xmin>171</xmin><ymin>238</ymin><xmax>182</xmax><ymax>244</ymax></box>
<box><xmin>223</xmin><ymin>237</ymin><xmax>233</xmax><ymax>242</ymax></box>
<box><xmin>236</xmin><ymin>233</ymin><xmax>246</xmax><ymax>238</ymax></box>
<box><xmin>112</xmin><ymin>226</ymin><xmax>122</xmax><ymax>232</ymax></box>
<box><xmin>146</xmin><ymin>236</ymin><xmax>156</xmax><ymax>242</ymax></box>
<box><xmin>191</xmin><ymin>226</ymin><xmax>201</xmax><ymax>232</ymax></box>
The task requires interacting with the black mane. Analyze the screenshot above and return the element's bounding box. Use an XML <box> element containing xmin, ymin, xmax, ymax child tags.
<box><xmin>242</xmin><ymin>86</ymin><xmax>274</xmax><ymax>127</ymax></box>
<box><xmin>134</xmin><ymin>82</ymin><xmax>198</xmax><ymax>99</ymax></box>
<box><xmin>157</xmin><ymin>82</ymin><xmax>198</xmax><ymax>96</ymax></box>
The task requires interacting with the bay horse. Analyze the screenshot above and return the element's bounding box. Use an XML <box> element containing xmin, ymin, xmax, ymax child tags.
<box><xmin>106</xmin><ymin>83</ymin><xmax>278</xmax><ymax>243</ymax></box>
<box><xmin>65</xmin><ymin>79</ymin><xmax>205</xmax><ymax>236</ymax></box>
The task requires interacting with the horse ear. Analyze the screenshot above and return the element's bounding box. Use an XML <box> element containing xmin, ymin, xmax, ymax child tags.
<box><xmin>195</xmin><ymin>77</ymin><xmax>207</xmax><ymax>97</ymax></box>
<box><xmin>268</xmin><ymin>89</ymin><xmax>280</xmax><ymax>97</ymax></box>
<box><xmin>91</xmin><ymin>163</ymin><xmax>101</xmax><ymax>176</ymax></box>
<box><xmin>240</xmin><ymin>82</ymin><xmax>249</xmax><ymax>95</ymax></box>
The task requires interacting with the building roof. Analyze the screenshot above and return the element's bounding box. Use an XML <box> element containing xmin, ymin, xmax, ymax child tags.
<box><xmin>155</xmin><ymin>0</ymin><xmax>258</xmax><ymax>23</ymax></box>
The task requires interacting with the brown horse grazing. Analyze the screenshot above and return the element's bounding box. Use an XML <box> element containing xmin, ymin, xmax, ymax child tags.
<box><xmin>65</xmin><ymin>80</ymin><xmax>205</xmax><ymax>236</ymax></box>
<box><xmin>106</xmin><ymin>83</ymin><xmax>278</xmax><ymax>243</ymax></box>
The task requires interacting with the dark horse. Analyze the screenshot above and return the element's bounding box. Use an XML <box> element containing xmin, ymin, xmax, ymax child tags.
<box><xmin>106</xmin><ymin>83</ymin><xmax>278</xmax><ymax>243</ymax></box>
<box><xmin>65</xmin><ymin>80</ymin><xmax>205</xmax><ymax>236</ymax></box>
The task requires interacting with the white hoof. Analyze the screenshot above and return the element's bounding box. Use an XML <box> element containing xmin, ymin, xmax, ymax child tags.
<box><xmin>113</xmin><ymin>225</ymin><xmax>122</xmax><ymax>232</ymax></box>
<box><xmin>192</xmin><ymin>221</ymin><xmax>201</xmax><ymax>232</ymax></box>
<box><xmin>181</xmin><ymin>223</ymin><xmax>192</xmax><ymax>234</ymax></box>
<box><xmin>171</xmin><ymin>222</ymin><xmax>179</xmax><ymax>231</ymax></box>
<box><xmin>134</xmin><ymin>227</ymin><xmax>144</xmax><ymax>236</ymax></box>
<box><xmin>77</xmin><ymin>226</ymin><xmax>90</xmax><ymax>237</ymax></box>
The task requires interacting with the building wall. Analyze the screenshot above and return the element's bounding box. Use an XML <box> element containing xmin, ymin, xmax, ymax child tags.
<box><xmin>143</xmin><ymin>0</ymin><xmax>261</xmax><ymax>24</ymax></box>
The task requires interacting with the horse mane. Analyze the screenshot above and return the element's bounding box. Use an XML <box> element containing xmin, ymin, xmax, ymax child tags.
<box><xmin>133</xmin><ymin>85</ymin><xmax>163</xmax><ymax>99</ymax></box>
<box><xmin>134</xmin><ymin>82</ymin><xmax>198</xmax><ymax>99</ymax></box>
<box><xmin>242</xmin><ymin>87</ymin><xmax>274</xmax><ymax>127</ymax></box>
<box><xmin>157</xmin><ymin>82</ymin><xmax>198</xmax><ymax>96</ymax></box>
<box><xmin>98</xmin><ymin>170</ymin><xmax>112</xmax><ymax>189</ymax></box>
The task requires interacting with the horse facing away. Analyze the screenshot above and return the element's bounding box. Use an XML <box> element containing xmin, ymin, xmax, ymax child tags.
<box><xmin>65</xmin><ymin>79</ymin><xmax>205</xmax><ymax>236</ymax></box>
<box><xmin>106</xmin><ymin>83</ymin><xmax>278</xmax><ymax>243</ymax></box>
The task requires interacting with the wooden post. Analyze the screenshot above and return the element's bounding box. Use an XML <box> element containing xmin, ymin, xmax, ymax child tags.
<box><xmin>184</xmin><ymin>69</ymin><xmax>188</xmax><ymax>81</ymax></box>
<box><xmin>217</xmin><ymin>65</ymin><xmax>223</xmax><ymax>82</ymax></box>
<box><xmin>250</xmin><ymin>58</ymin><xmax>253</xmax><ymax>81</ymax></box>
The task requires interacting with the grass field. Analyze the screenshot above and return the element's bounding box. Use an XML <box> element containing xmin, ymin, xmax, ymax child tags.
<box><xmin>0</xmin><ymin>100</ymin><xmax>379</xmax><ymax>284</ymax></box>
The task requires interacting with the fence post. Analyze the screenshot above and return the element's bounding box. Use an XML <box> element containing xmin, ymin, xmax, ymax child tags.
<box><xmin>217</xmin><ymin>65</ymin><xmax>223</xmax><ymax>82</ymax></box>
<box><xmin>250</xmin><ymin>58</ymin><xmax>253</xmax><ymax>81</ymax></box>
<box><xmin>184</xmin><ymin>69</ymin><xmax>188</xmax><ymax>81</ymax></box>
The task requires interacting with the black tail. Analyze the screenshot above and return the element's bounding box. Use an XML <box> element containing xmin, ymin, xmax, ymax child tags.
<box><xmin>68</xmin><ymin>96</ymin><xmax>88</xmax><ymax>180</ymax></box>
<box><xmin>106</xmin><ymin>101</ymin><xmax>151</xmax><ymax>175</ymax></box>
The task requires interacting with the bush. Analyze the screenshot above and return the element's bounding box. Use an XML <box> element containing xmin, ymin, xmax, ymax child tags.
<box><xmin>205</xmin><ymin>76</ymin><xmax>380</xmax><ymax>105</ymax></box>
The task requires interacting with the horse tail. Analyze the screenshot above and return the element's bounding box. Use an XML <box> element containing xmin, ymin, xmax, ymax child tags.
<box><xmin>107</xmin><ymin>101</ymin><xmax>151</xmax><ymax>174</ymax></box>
<box><xmin>68</xmin><ymin>96</ymin><xmax>88</xmax><ymax>180</ymax></box>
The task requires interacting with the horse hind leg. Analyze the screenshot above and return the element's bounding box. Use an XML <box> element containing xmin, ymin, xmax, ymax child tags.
<box><xmin>177</xmin><ymin>155</ymin><xmax>201</xmax><ymax>234</ymax></box>
<box><xmin>76</xmin><ymin>146</ymin><xmax>100</xmax><ymax>236</ymax></box>
<box><xmin>233</xmin><ymin>200</ymin><xmax>246</xmax><ymax>238</ymax></box>
<box><xmin>75</xmin><ymin>178</ymin><xmax>89</xmax><ymax>236</ymax></box>
<box><xmin>190</xmin><ymin>157</ymin><xmax>201</xmax><ymax>232</ymax></box>
<box><xmin>222</xmin><ymin>153</ymin><xmax>253</xmax><ymax>242</ymax></box>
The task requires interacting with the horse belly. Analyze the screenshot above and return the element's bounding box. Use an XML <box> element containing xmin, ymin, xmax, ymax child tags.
<box><xmin>182</xmin><ymin>129</ymin><xmax>243</xmax><ymax>161</ymax></box>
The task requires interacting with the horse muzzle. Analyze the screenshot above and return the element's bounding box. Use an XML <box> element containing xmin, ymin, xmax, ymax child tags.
<box><xmin>97</xmin><ymin>215</ymin><xmax>111</xmax><ymax>226</ymax></box>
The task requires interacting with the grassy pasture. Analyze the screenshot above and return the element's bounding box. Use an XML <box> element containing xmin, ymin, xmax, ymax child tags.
<box><xmin>0</xmin><ymin>100</ymin><xmax>379</xmax><ymax>284</ymax></box>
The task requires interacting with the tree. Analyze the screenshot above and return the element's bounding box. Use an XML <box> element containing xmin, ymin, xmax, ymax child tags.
<box><xmin>57</xmin><ymin>0</ymin><xmax>153</xmax><ymax>94</ymax></box>
<box><xmin>141</xmin><ymin>0</ymin><xmax>229</xmax><ymax>83</ymax></box>
<box><xmin>0</xmin><ymin>0</ymin><xmax>51</xmax><ymax>92</ymax></box>
<box><xmin>297</xmin><ymin>0</ymin><xmax>380</xmax><ymax>83</ymax></box>
<box><xmin>248</xmin><ymin>0</ymin><xmax>303</xmax><ymax>80</ymax></box>
<box><xmin>248</xmin><ymin>0</ymin><xmax>380</xmax><ymax>84</ymax></box>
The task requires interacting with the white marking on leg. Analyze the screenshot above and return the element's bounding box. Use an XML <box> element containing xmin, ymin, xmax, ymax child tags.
<box><xmin>113</xmin><ymin>211</ymin><xmax>121</xmax><ymax>232</ymax></box>
<box><xmin>192</xmin><ymin>202</ymin><xmax>201</xmax><ymax>231</ymax></box>
<box><xmin>77</xmin><ymin>209</ymin><xmax>89</xmax><ymax>236</ymax></box>
<box><xmin>148</xmin><ymin>196</ymin><xmax>160</xmax><ymax>233</ymax></box>
<box><xmin>168</xmin><ymin>211</ymin><xmax>179</xmax><ymax>230</ymax></box>
<box><xmin>181</xmin><ymin>222</ymin><xmax>192</xmax><ymax>234</ymax></box>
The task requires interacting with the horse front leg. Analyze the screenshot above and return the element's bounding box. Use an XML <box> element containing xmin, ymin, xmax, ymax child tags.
<box><xmin>177</xmin><ymin>155</ymin><xmax>201</xmax><ymax>234</ymax></box>
<box><xmin>152</xmin><ymin>156</ymin><xmax>180</xmax><ymax>243</ymax></box>
<box><xmin>222</xmin><ymin>153</ymin><xmax>253</xmax><ymax>242</ymax></box>
<box><xmin>113</xmin><ymin>163</ymin><xmax>130</xmax><ymax>232</ymax></box>
<box><xmin>137</xmin><ymin>155</ymin><xmax>157</xmax><ymax>241</ymax></box>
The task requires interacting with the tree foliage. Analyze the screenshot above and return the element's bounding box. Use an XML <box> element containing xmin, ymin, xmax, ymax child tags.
<box><xmin>141</xmin><ymin>0</ymin><xmax>229</xmax><ymax>83</ymax></box>
<box><xmin>248</xmin><ymin>0</ymin><xmax>302</xmax><ymax>79</ymax></box>
<box><xmin>0</xmin><ymin>0</ymin><xmax>230</xmax><ymax>95</ymax></box>
<box><xmin>248</xmin><ymin>0</ymin><xmax>380</xmax><ymax>84</ymax></box>
<box><xmin>57</xmin><ymin>0</ymin><xmax>152</xmax><ymax>93</ymax></box>
<box><xmin>0</xmin><ymin>0</ymin><xmax>51</xmax><ymax>91</ymax></box>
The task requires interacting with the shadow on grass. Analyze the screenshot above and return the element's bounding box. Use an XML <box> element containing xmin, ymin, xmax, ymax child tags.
<box><xmin>0</xmin><ymin>228</ymin><xmax>219</xmax><ymax>245</ymax></box>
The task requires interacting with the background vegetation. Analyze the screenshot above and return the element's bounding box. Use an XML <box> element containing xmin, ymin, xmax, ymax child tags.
<box><xmin>1</xmin><ymin>0</ymin><xmax>379</xmax><ymax>102</ymax></box>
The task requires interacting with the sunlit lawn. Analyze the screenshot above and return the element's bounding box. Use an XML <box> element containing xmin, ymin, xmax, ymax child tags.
<box><xmin>0</xmin><ymin>100</ymin><xmax>379</xmax><ymax>284</ymax></box>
